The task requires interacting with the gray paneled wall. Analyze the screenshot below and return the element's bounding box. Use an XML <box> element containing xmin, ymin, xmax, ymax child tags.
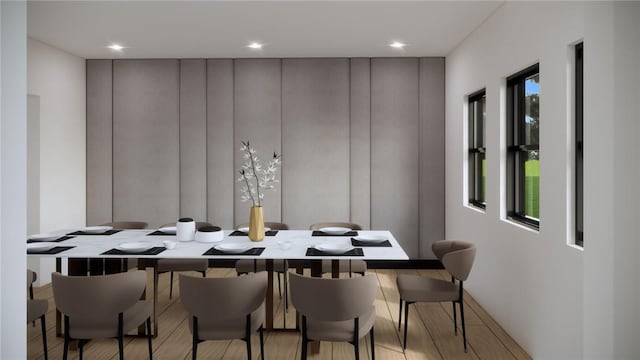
<box><xmin>86</xmin><ymin>58</ymin><xmax>444</xmax><ymax>258</ymax></box>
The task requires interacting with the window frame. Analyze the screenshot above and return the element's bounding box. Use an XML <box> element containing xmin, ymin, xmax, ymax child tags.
<box><xmin>506</xmin><ymin>64</ymin><xmax>540</xmax><ymax>229</ymax></box>
<box><xmin>468</xmin><ymin>89</ymin><xmax>486</xmax><ymax>209</ymax></box>
<box><xmin>575</xmin><ymin>43</ymin><xmax>584</xmax><ymax>246</ymax></box>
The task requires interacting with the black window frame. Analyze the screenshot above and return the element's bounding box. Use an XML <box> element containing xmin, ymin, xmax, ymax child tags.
<box><xmin>506</xmin><ymin>64</ymin><xmax>540</xmax><ymax>229</ymax></box>
<box><xmin>468</xmin><ymin>89</ymin><xmax>486</xmax><ymax>209</ymax></box>
<box><xmin>575</xmin><ymin>43</ymin><xmax>583</xmax><ymax>247</ymax></box>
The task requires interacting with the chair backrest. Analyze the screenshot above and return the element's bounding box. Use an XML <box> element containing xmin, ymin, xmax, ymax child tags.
<box><xmin>52</xmin><ymin>271</ymin><xmax>146</xmax><ymax>319</ymax></box>
<box><xmin>309</xmin><ymin>222</ymin><xmax>363</xmax><ymax>231</ymax></box>
<box><xmin>101</xmin><ymin>221</ymin><xmax>148</xmax><ymax>229</ymax></box>
<box><xmin>161</xmin><ymin>221</ymin><xmax>212</xmax><ymax>230</ymax></box>
<box><xmin>236</xmin><ymin>222</ymin><xmax>289</xmax><ymax>230</ymax></box>
<box><xmin>179</xmin><ymin>272</ymin><xmax>267</xmax><ymax>322</ymax></box>
<box><xmin>27</xmin><ymin>269</ymin><xmax>36</xmax><ymax>290</ymax></box>
<box><xmin>289</xmin><ymin>273</ymin><xmax>376</xmax><ymax>322</ymax></box>
<box><xmin>432</xmin><ymin>240</ymin><xmax>476</xmax><ymax>282</ymax></box>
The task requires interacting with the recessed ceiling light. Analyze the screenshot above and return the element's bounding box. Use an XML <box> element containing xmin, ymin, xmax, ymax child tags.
<box><xmin>247</xmin><ymin>42</ymin><xmax>263</xmax><ymax>50</ymax></box>
<box><xmin>390</xmin><ymin>41</ymin><xmax>406</xmax><ymax>49</ymax></box>
<box><xmin>107</xmin><ymin>44</ymin><xmax>124</xmax><ymax>51</ymax></box>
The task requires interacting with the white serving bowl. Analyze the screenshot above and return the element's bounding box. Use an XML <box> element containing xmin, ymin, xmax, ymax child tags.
<box><xmin>116</xmin><ymin>242</ymin><xmax>153</xmax><ymax>253</ymax></box>
<box><xmin>83</xmin><ymin>226</ymin><xmax>113</xmax><ymax>234</ymax></box>
<box><xmin>315</xmin><ymin>243</ymin><xmax>354</xmax><ymax>254</ymax></box>
<box><xmin>353</xmin><ymin>235</ymin><xmax>387</xmax><ymax>243</ymax></box>
<box><xmin>27</xmin><ymin>242</ymin><xmax>57</xmax><ymax>252</ymax></box>
<box><xmin>214</xmin><ymin>243</ymin><xmax>251</xmax><ymax>254</ymax></box>
<box><xmin>158</xmin><ymin>226</ymin><xmax>176</xmax><ymax>234</ymax></box>
<box><xmin>318</xmin><ymin>227</ymin><xmax>352</xmax><ymax>235</ymax></box>
<box><xmin>195</xmin><ymin>226</ymin><xmax>224</xmax><ymax>243</ymax></box>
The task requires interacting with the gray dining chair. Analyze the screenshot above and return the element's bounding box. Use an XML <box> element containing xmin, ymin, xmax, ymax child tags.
<box><xmin>396</xmin><ymin>240</ymin><xmax>476</xmax><ymax>352</ymax></box>
<box><xmin>235</xmin><ymin>222</ymin><xmax>289</xmax><ymax>306</ymax></box>
<box><xmin>179</xmin><ymin>271</ymin><xmax>268</xmax><ymax>360</ymax></box>
<box><xmin>157</xmin><ymin>221</ymin><xmax>211</xmax><ymax>298</ymax></box>
<box><xmin>52</xmin><ymin>271</ymin><xmax>153</xmax><ymax>360</ymax></box>
<box><xmin>290</xmin><ymin>273</ymin><xmax>377</xmax><ymax>360</ymax></box>
<box><xmin>27</xmin><ymin>269</ymin><xmax>48</xmax><ymax>360</ymax></box>
<box><xmin>309</xmin><ymin>222</ymin><xmax>367</xmax><ymax>276</ymax></box>
<box><xmin>101</xmin><ymin>221</ymin><xmax>149</xmax><ymax>230</ymax></box>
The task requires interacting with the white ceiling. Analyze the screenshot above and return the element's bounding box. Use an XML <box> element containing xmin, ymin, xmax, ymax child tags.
<box><xmin>27</xmin><ymin>1</ymin><xmax>503</xmax><ymax>59</ymax></box>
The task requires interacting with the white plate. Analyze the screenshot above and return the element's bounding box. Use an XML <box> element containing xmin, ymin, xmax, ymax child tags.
<box><xmin>315</xmin><ymin>243</ymin><xmax>354</xmax><ymax>254</ymax></box>
<box><xmin>353</xmin><ymin>235</ymin><xmax>387</xmax><ymax>243</ymax></box>
<box><xmin>214</xmin><ymin>243</ymin><xmax>251</xmax><ymax>254</ymax></box>
<box><xmin>116</xmin><ymin>242</ymin><xmax>153</xmax><ymax>253</ymax></box>
<box><xmin>83</xmin><ymin>226</ymin><xmax>113</xmax><ymax>234</ymax></box>
<box><xmin>237</xmin><ymin>227</ymin><xmax>271</xmax><ymax>234</ymax></box>
<box><xmin>158</xmin><ymin>226</ymin><xmax>176</xmax><ymax>234</ymax></box>
<box><xmin>27</xmin><ymin>242</ymin><xmax>57</xmax><ymax>252</ymax></box>
<box><xmin>319</xmin><ymin>227</ymin><xmax>352</xmax><ymax>235</ymax></box>
<box><xmin>28</xmin><ymin>233</ymin><xmax>60</xmax><ymax>241</ymax></box>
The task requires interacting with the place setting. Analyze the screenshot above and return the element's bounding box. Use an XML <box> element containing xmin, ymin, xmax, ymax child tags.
<box><xmin>203</xmin><ymin>243</ymin><xmax>265</xmax><ymax>256</ymax></box>
<box><xmin>27</xmin><ymin>242</ymin><xmax>75</xmax><ymax>255</ymax></box>
<box><xmin>27</xmin><ymin>232</ymin><xmax>75</xmax><ymax>244</ymax></box>
<box><xmin>311</xmin><ymin>227</ymin><xmax>359</xmax><ymax>237</ymax></box>
<box><xmin>146</xmin><ymin>225</ymin><xmax>177</xmax><ymax>236</ymax></box>
<box><xmin>351</xmin><ymin>234</ymin><xmax>392</xmax><ymax>247</ymax></box>
<box><xmin>306</xmin><ymin>242</ymin><xmax>364</xmax><ymax>256</ymax></box>
<box><xmin>67</xmin><ymin>225</ymin><xmax>123</xmax><ymax>236</ymax></box>
<box><xmin>101</xmin><ymin>241</ymin><xmax>167</xmax><ymax>256</ymax></box>
<box><xmin>229</xmin><ymin>226</ymin><xmax>279</xmax><ymax>237</ymax></box>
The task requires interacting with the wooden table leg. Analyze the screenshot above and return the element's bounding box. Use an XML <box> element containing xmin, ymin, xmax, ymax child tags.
<box><xmin>331</xmin><ymin>260</ymin><xmax>339</xmax><ymax>279</ymax></box>
<box><xmin>137</xmin><ymin>259</ymin><xmax>158</xmax><ymax>336</ymax></box>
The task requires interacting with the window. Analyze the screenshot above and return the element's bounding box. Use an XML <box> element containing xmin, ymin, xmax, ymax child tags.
<box><xmin>468</xmin><ymin>90</ymin><xmax>486</xmax><ymax>208</ymax></box>
<box><xmin>575</xmin><ymin>43</ymin><xmax>583</xmax><ymax>246</ymax></box>
<box><xmin>506</xmin><ymin>64</ymin><xmax>540</xmax><ymax>229</ymax></box>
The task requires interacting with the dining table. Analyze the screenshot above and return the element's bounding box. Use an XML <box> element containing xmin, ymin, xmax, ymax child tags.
<box><xmin>27</xmin><ymin>228</ymin><xmax>409</xmax><ymax>341</ymax></box>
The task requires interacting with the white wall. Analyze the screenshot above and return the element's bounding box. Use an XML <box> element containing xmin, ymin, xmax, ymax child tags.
<box><xmin>1</xmin><ymin>1</ymin><xmax>28</xmax><ymax>358</ymax></box>
<box><xmin>27</xmin><ymin>38</ymin><xmax>86</xmax><ymax>284</ymax></box>
<box><xmin>446</xmin><ymin>2</ymin><xmax>640</xmax><ymax>358</ymax></box>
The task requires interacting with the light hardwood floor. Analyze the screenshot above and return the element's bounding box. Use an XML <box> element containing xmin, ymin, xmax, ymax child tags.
<box><xmin>27</xmin><ymin>268</ymin><xmax>531</xmax><ymax>360</ymax></box>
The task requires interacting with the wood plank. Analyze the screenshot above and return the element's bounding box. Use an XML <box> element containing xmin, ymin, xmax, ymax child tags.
<box><xmin>466</xmin><ymin>325</ymin><xmax>516</xmax><ymax>360</ymax></box>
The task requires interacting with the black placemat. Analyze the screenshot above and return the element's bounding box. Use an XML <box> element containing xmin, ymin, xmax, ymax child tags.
<box><xmin>312</xmin><ymin>230</ymin><xmax>358</xmax><ymax>237</ymax></box>
<box><xmin>27</xmin><ymin>246</ymin><xmax>75</xmax><ymax>255</ymax></box>
<box><xmin>203</xmin><ymin>247</ymin><xmax>265</xmax><ymax>256</ymax></box>
<box><xmin>306</xmin><ymin>248</ymin><xmax>364</xmax><ymax>256</ymax></box>
<box><xmin>351</xmin><ymin>238</ymin><xmax>392</xmax><ymax>247</ymax></box>
<box><xmin>68</xmin><ymin>229</ymin><xmax>123</xmax><ymax>236</ymax></box>
<box><xmin>146</xmin><ymin>230</ymin><xmax>175</xmax><ymax>236</ymax></box>
<box><xmin>101</xmin><ymin>247</ymin><xmax>167</xmax><ymax>256</ymax></box>
<box><xmin>229</xmin><ymin>230</ymin><xmax>279</xmax><ymax>237</ymax></box>
<box><xmin>27</xmin><ymin>235</ymin><xmax>75</xmax><ymax>244</ymax></box>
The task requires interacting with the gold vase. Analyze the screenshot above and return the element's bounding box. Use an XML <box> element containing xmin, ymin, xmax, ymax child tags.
<box><xmin>248</xmin><ymin>206</ymin><xmax>265</xmax><ymax>242</ymax></box>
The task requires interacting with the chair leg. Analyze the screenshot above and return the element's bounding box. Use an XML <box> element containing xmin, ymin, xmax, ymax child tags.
<box><xmin>40</xmin><ymin>315</ymin><xmax>48</xmax><ymax>360</ymax></box>
<box><xmin>259</xmin><ymin>325</ymin><xmax>265</xmax><ymax>360</ymax></box>
<box><xmin>30</xmin><ymin>284</ymin><xmax>35</xmax><ymax>327</ymax></box>
<box><xmin>284</xmin><ymin>271</ymin><xmax>289</xmax><ymax>310</ymax></box>
<box><xmin>193</xmin><ymin>317</ymin><xmax>199</xmax><ymax>360</ymax></box>
<box><xmin>147</xmin><ymin>317</ymin><xmax>153</xmax><ymax>359</ymax></box>
<box><xmin>169</xmin><ymin>272</ymin><xmax>174</xmax><ymax>299</ymax></box>
<box><xmin>78</xmin><ymin>340</ymin><xmax>84</xmax><ymax>360</ymax></box>
<box><xmin>246</xmin><ymin>314</ymin><xmax>252</xmax><ymax>360</ymax></box>
<box><xmin>277</xmin><ymin>272</ymin><xmax>282</xmax><ymax>297</ymax></box>
<box><xmin>301</xmin><ymin>316</ymin><xmax>308</xmax><ymax>360</ymax></box>
<box><xmin>398</xmin><ymin>299</ymin><xmax>403</xmax><ymax>330</ymax></box>
<box><xmin>63</xmin><ymin>316</ymin><xmax>70</xmax><ymax>360</ymax></box>
<box><xmin>453</xmin><ymin>301</ymin><xmax>458</xmax><ymax>335</ymax></box>
<box><xmin>370</xmin><ymin>327</ymin><xmax>375</xmax><ymax>360</ymax></box>
<box><xmin>460</xmin><ymin>300</ymin><xmax>468</xmax><ymax>352</ymax></box>
<box><xmin>403</xmin><ymin>302</ymin><xmax>410</xmax><ymax>350</ymax></box>
<box><xmin>118</xmin><ymin>313</ymin><xmax>124</xmax><ymax>360</ymax></box>
<box><xmin>353</xmin><ymin>317</ymin><xmax>360</xmax><ymax>360</ymax></box>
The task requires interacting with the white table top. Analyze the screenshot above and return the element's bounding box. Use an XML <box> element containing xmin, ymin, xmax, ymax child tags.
<box><xmin>27</xmin><ymin>229</ymin><xmax>409</xmax><ymax>261</ymax></box>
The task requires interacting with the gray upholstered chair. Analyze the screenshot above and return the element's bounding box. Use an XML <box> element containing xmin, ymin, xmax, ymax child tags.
<box><xmin>289</xmin><ymin>273</ymin><xmax>377</xmax><ymax>360</ymax></box>
<box><xmin>157</xmin><ymin>221</ymin><xmax>211</xmax><ymax>298</ymax></box>
<box><xmin>52</xmin><ymin>271</ymin><xmax>153</xmax><ymax>360</ymax></box>
<box><xmin>309</xmin><ymin>222</ymin><xmax>367</xmax><ymax>276</ymax></box>
<box><xmin>101</xmin><ymin>221</ymin><xmax>149</xmax><ymax>230</ymax></box>
<box><xmin>179</xmin><ymin>272</ymin><xmax>268</xmax><ymax>360</ymax></box>
<box><xmin>396</xmin><ymin>240</ymin><xmax>476</xmax><ymax>352</ymax></box>
<box><xmin>235</xmin><ymin>222</ymin><xmax>289</xmax><ymax>304</ymax></box>
<box><xmin>27</xmin><ymin>269</ymin><xmax>48</xmax><ymax>360</ymax></box>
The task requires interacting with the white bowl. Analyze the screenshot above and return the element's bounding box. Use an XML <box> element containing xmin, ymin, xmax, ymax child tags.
<box><xmin>28</xmin><ymin>233</ymin><xmax>60</xmax><ymax>241</ymax></box>
<box><xmin>116</xmin><ymin>242</ymin><xmax>153</xmax><ymax>253</ymax></box>
<box><xmin>83</xmin><ymin>226</ymin><xmax>113</xmax><ymax>234</ymax></box>
<box><xmin>27</xmin><ymin>242</ymin><xmax>57</xmax><ymax>252</ymax></box>
<box><xmin>353</xmin><ymin>235</ymin><xmax>387</xmax><ymax>244</ymax></box>
<box><xmin>237</xmin><ymin>226</ymin><xmax>271</xmax><ymax>234</ymax></box>
<box><xmin>195</xmin><ymin>228</ymin><xmax>224</xmax><ymax>243</ymax></box>
<box><xmin>214</xmin><ymin>243</ymin><xmax>251</xmax><ymax>254</ymax></box>
<box><xmin>158</xmin><ymin>226</ymin><xmax>176</xmax><ymax>234</ymax></box>
<box><xmin>315</xmin><ymin>243</ymin><xmax>354</xmax><ymax>254</ymax></box>
<box><xmin>163</xmin><ymin>240</ymin><xmax>177</xmax><ymax>249</ymax></box>
<box><xmin>277</xmin><ymin>240</ymin><xmax>293</xmax><ymax>250</ymax></box>
<box><xmin>318</xmin><ymin>227</ymin><xmax>352</xmax><ymax>235</ymax></box>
